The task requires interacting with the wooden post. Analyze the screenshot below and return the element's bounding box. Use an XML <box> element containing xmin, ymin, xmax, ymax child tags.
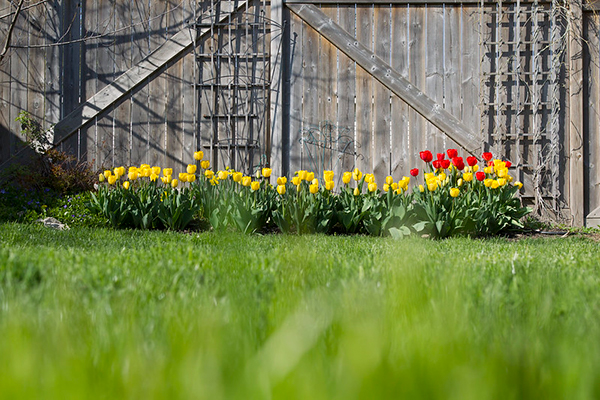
<box><xmin>270</xmin><ymin>0</ymin><xmax>286</xmax><ymax>177</ymax></box>
<box><xmin>569</xmin><ymin>0</ymin><xmax>584</xmax><ymax>226</ymax></box>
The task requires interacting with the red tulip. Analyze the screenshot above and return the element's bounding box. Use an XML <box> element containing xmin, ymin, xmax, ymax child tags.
<box><xmin>437</xmin><ymin>153</ymin><xmax>446</xmax><ymax>161</ymax></box>
<box><xmin>410</xmin><ymin>168</ymin><xmax>419</xmax><ymax>177</ymax></box>
<box><xmin>466</xmin><ymin>156</ymin><xmax>477</xmax><ymax>167</ymax></box>
<box><xmin>476</xmin><ymin>171</ymin><xmax>485</xmax><ymax>181</ymax></box>
<box><xmin>447</xmin><ymin>149</ymin><xmax>458</xmax><ymax>159</ymax></box>
<box><xmin>441</xmin><ymin>159</ymin><xmax>451</xmax><ymax>169</ymax></box>
<box><xmin>432</xmin><ymin>160</ymin><xmax>442</xmax><ymax>169</ymax></box>
<box><xmin>482</xmin><ymin>152</ymin><xmax>493</xmax><ymax>161</ymax></box>
<box><xmin>488</xmin><ymin>160</ymin><xmax>494</xmax><ymax>167</ymax></box>
<box><xmin>452</xmin><ymin>157</ymin><xmax>465</xmax><ymax>171</ymax></box>
<box><xmin>505</xmin><ymin>160</ymin><xmax>512</xmax><ymax>168</ymax></box>
<box><xmin>420</xmin><ymin>150</ymin><xmax>433</xmax><ymax>163</ymax></box>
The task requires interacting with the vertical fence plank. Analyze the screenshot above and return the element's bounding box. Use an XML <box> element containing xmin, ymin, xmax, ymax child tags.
<box><xmin>114</xmin><ymin>0</ymin><xmax>133</xmax><ymax>167</ymax></box>
<box><xmin>130</xmin><ymin>0</ymin><xmax>150</xmax><ymax>166</ymax></box>
<box><xmin>461</xmin><ymin>5</ymin><xmax>480</xmax><ymax>142</ymax></box>
<box><xmin>319</xmin><ymin>5</ymin><xmax>338</xmax><ymax>176</ymax></box>
<box><xmin>584</xmin><ymin>12</ymin><xmax>600</xmax><ymax>217</ymax></box>
<box><xmin>355</xmin><ymin>4</ymin><xmax>373</xmax><ymax>175</ymax></box>
<box><xmin>61</xmin><ymin>0</ymin><xmax>82</xmax><ymax>156</ymax></box>
<box><xmin>27</xmin><ymin>3</ymin><xmax>46</xmax><ymax>139</ymax></box>
<box><xmin>409</xmin><ymin>6</ymin><xmax>426</xmax><ymax>163</ymax></box>
<box><xmin>336</xmin><ymin>4</ymin><xmax>356</xmax><ymax>182</ymax></box>
<box><xmin>570</xmin><ymin>0</ymin><xmax>584</xmax><ymax>225</ymax></box>
<box><xmin>44</xmin><ymin>1</ymin><xmax>61</xmax><ymax>156</ymax></box>
<box><xmin>445</xmin><ymin>6</ymin><xmax>461</xmax><ymax>137</ymax></box>
<box><xmin>302</xmin><ymin>8</ymin><xmax>319</xmax><ymax>171</ymax></box>
<box><xmin>391</xmin><ymin>5</ymin><xmax>409</xmax><ymax>178</ymax></box>
<box><xmin>166</xmin><ymin>0</ymin><xmax>184</xmax><ymax>170</ymax></box>
<box><xmin>426</xmin><ymin>6</ymin><xmax>445</xmax><ymax>152</ymax></box>
<box><xmin>9</xmin><ymin>0</ymin><xmax>28</xmax><ymax>155</ymax></box>
<box><xmin>373</xmin><ymin>4</ymin><xmax>391</xmax><ymax>184</ymax></box>
<box><xmin>83</xmin><ymin>0</ymin><xmax>99</xmax><ymax>168</ymax></box>
<box><xmin>0</xmin><ymin>0</ymin><xmax>12</xmax><ymax>164</ymax></box>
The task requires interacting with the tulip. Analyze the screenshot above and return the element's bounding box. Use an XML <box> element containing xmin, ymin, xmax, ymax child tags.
<box><xmin>353</xmin><ymin>187</ymin><xmax>360</xmax><ymax>196</ymax></box>
<box><xmin>205</xmin><ymin>170</ymin><xmax>214</xmax><ymax>179</ymax></box>
<box><xmin>194</xmin><ymin>150</ymin><xmax>204</xmax><ymax>160</ymax></box>
<box><xmin>491</xmin><ymin>180</ymin><xmax>500</xmax><ymax>189</ymax></box>
<box><xmin>391</xmin><ymin>182</ymin><xmax>398</xmax><ymax>191</ymax></box>
<box><xmin>447</xmin><ymin>149</ymin><xmax>458</xmax><ymax>159</ymax></box>
<box><xmin>262</xmin><ymin>167</ymin><xmax>272</xmax><ymax>178</ymax></box>
<box><xmin>484</xmin><ymin>179</ymin><xmax>492</xmax><ymax>187</ymax></box>
<box><xmin>419</xmin><ymin>184</ymin><xmax>425</xmax><ymax>193</ymax></box>
<box><xmin>277</xmin><ymin>176</ymin><xmax>287</xmax><ymax>185</ymax></box>
<box><xmin>427</xmin><ymin>181</ymin><xmax>437</xmax><ymax>191</ymax></box>
<box><xmin>103</xmin><ymin>170</ymin><xmax>112</xmax><ymax>179</ymax></box>
<box><xmin>277</xmin><ymin>184</ymin><xmax>286</xmax><ymax>195</ymax></box>
<box><xmin>298</xmin><ymin>170</ymin><xmax>307</xmax><ymax>181</ymax></box>
<box><xmin>420</xmin><ymin>150</ymin><xmax>433</xmax><ymax>163</ymax></box>
<box><xmin>463</xmin><ymin>172</ymin><xmax>473</xmax><ymax>182</ymax></box>
<box><xmin>142</xmin><ymin>167</ymin><xmax>152</xmax><ymax>177</ymax></box>
<box><xmin>324</xmin><ymin>170</ymin><xmax>334</xmax><ymax>182</ymax></box>
<box><xmin>98</xmin><ymin>173</ymin><xmax>105</xmax><ymax>182</ymax></box>
<box><xmin>325</xmin><ymin>180</ymin><xmax>334</xmax><ymax>191</ymax></box>
<box><xmin>172</xmin><ymin>179</ymin><xmax>179</xmax><ymax>188</ymax></box>
<box><xmin>306</xmin><ymin>172</ymin><xmax>315</xmax><ymax>182</ymax></box>
<box><xmin>498</xmin><ymin>178</ymin><xmax>507</xmax><ymax>186</ymax></box>
<box><xmin>484</xmin><ymin>166</ymin><xmax>493</xmax><ymax>174</ymax></box>
<box><xmin>188</xmin><ymin>174</ymin><xmax>196</xmax><ymax>183</ymax></box>
<box><xmin>242</xmin><ymin>176</ymin><xmax>252</xmax><ymax>187</ymax></box>
<box><xmin>108</xmin><ymin>175</ymin><xmax>117</xmax><ymax>185</ymax></box>
<box><xmin>515</xmin><ymin>181</ymin><xmax>523</xmax><ymax>189</ymax></box>
<box><xmin>200</xmin><ymin>160</ymin><xmax>210</xmax><ymax>169</ymax></box>
<box><xmin>152</xmin><ymin>166</ymin><xmax>161</xmax><ymax>175</ymax></box>
<box><xmin>472</xmin><ymin>165</ymin><xmax>479</xmax><ymax>172</ymax></box>
<box><xmin>457</xmin><ymin>179</ymin><xmax>463</xmax><ymax>187</ymax></box>
<box><xmin>437</xmin><ymin>153</ymin><xmax>446</xmax><ymax>161</ymax></box>
<box><xmin>292</xmin><ymin>176</ymin><xmax>300</xmax><ymax>186</ymax></box>
<box><xmin>497</xmin><ymin>168</ymin><xmax>508</xmax><ymax>178</ymax></box>
<box><xmin>210</xmin><ymin>178</ymin><xmax>219</xmax><ymax>186</ymax></box>
<box><xmin>482</xmin><ymin>152</ymin><xmax>493</xmax><ymax>161</ymax></box>
<box><xmin>410</xmin><ymin>168</ymin><xmax>419</xmax><ymax>177</ymax></box>
<box><xmin>342</xmin><ymin>172</ymin><xmax>352</xmax><ymax>184</ymax></box>
<box><xmin>352</xmin><ymin>168</ymin><xmax>362</xmax><ymax>181</ymax></box>
<box><xmin>187</xmin><ymin>164</ymin><xmax>197</xmax><ymax>175</ymax></box>
<box><xmin>150</xmin><ymin>173</ymin><xmax>159</xmax><ymax>182</ymax></box>
<box><xmin>179</xmin><ymin>172</ymin><xmax>188</xmax><ymax>182</ymax></box>
<box><xmin>385</xmin><ymin>175</ymin><xmax>393</xmax><ymax>185</ymax></box>
<box><xmin>218</xmin><ymin>171</ymin><xmax>228</xmax><ymax>180</ymax></box>
<box><xmin>365</xmin><ymin>174</ymin><xmax>375</xmax><ymax>184</ymax></box>
<box><xmin>140</xmin><ymin>164</ymin><xmax>150</xmax><ymax>169</ymax></box>
<box><xmin>450</xmin><ymin>187</ymin><xmax>460</xmax><ymax>197</ymax></box>
<box><xmin>368</xmin><ymin>182</ymin><xmax>377</xmax><ymax>192</ymax></box>
<box><xmin>383</xmin><ymin>184</ymin><xmax>390</xmax><ymax>192</ymax></box>
<box><xmin>161</xmin><ymin>175</ymin><xmax>172</xmax><ymax>184</ymax></box>
<box><xmin>309</xmin><ymin>183</ymin><xmax>319</xmax><ymax>194</ymax></box>
<box><xmin>163</xmin><ymin>168</ymin><xmax>173</xmax><ymax>177</ymax></box>
<box><xmin>123</xmin><ymin>181</ymin><xmax>130</xmax><ymax>190</ymax></box>
<box><xmin>505</xmin><ymin>161</ymin><xmax>512</xmax><ymax>168</ymax></box>
<box><xmin>476</xmin><ymin>171</ymin><xmax>486</xmax><ymax>181</ymax></box>
<box><xmin>452</xmin><ymin>157</ymin><xmax>465</xmax><ymax>171</ymax></box>
<box><xmin>441</xmin><ymin>159</ymin><xmax>451</xmax><ymax>169</ymax></box>
<box><xmin>233</xmin><ymin>172</ymin><xmax>243</xmax><ymax>183</ymax></box>
<box><xmin>466</xmin><ymin>156</ymin><xmax>477</xmax><ymax>167</ymax></box>
<box><xmin>251</xmin><ymin>181</ymin><xmax>260</xmax><ymax>191</ymax></box>
<box><xmin>128</xmin><ymin>170</ymin><xmax>139</xmax><ymax>181</ymax></box>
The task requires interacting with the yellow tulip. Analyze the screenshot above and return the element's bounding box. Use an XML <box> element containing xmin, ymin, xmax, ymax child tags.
<box><xmin>262</xmin><ymin>167</ymin><xmax>272</xmax><ymax>178</ymax></box>
<box><xmin>491</xmin><ymin>180</ymin><xmax>500</xmax><ymax>189</ymax></box>
<box><xmin>292</xmin><ymin>176</ymin><xmax>300</xmax><ymax>186</ymax></box>
<box><xmin>210</xmin><ymin>178</ymin><xmax>219</xmax><ymax>186</ymax></box>
<box><xmin>161</xmin><ymin>175</ymin><xmax>172</xmax><ymax>184</ymax></box>
<box><xmin>498</xmin><ymin>178</ymin><xmax>506</xmax><ymax>186</ymax></box>
<box><xmin>484</xmin><ymin>166</ymin><xmax>493</xmax><ymax>174</ymax></box>
<box><xmin>217</xmin><ymin>171</ymin><xmax>228</xmax><ymax>180</ymax></box>
<box><xmin>457</xmin><ymin>179</ymin><xmax>463</xmax><ymax>187</ymax></box>
<box><xmin>113</xmin><ymin>167</ymin><xmax>120</xmax><ymax>177</ymax></box>
<box><xmin>179</xmin><ymin>172</ymin><xmax>188</xmax><ymax>182</ymax></box>
<box><xmin>497</xmin><ymin>168</ymin><xmax>508</xmax><ymax>178</ymax></box>
<box><xmin>472</xmin><ymin>165</ymin><xmax>479</xmax><ymax>172</ymax></box>
<box><xmin>368</xmin><ymin>182</ymin><xmax>377</xmax><ymax>192</ymax></box>
<box><xmin>484</xmin><ymin>179</ymin><xmax>492</xmax><ymax>187</ymax></box>
<box><xmin>342</xmin><ymin>172</ymin><xmax>352</xmax><ymax>184</ymax></box>
<box><xmin>515</xmin><ymin>181</ymin><xmax>523</xmax><ymax>189</ymax></box>
<box><xmin>108</xmin><ymin>175</ymin><xmax>117</xmax><ymax>185</ymax></box>
<box><xmin>311</xmin><ymin>178</ymin><xmax>319</xmax><ymax>186</ymax></box>
<box><xmin>307</xmin><ymin>172</ymin><xmax>315</xmax><ymax>182</ymax></box>
<box><xmin>450</xmin><ymin>187</ymin><xmax>460</xmax><ymax>197</ymax></box>
<box><xmin>201</xmin><ymin>160</ymin><xmax>210</xmax><ymax>169</ymax></box>
<box><xmin>123</xmin><ymin>181</ymin><xmax>130</xmax><ymax>190</ymax></box>
<box><xmin>172</xmin><ymin>179</ymin><xmax>179</xmax><ymax>188</ymax></box>
<box><xmin>163</xmin><ymin>168</ymin><xmax>173</xmax><ymax>177</ymax></box>
<box><xmin>365</xmin><ymin>174</ymin><xmax>375</xmax><ymax>184</ymax></box>
<box><xmin>391</xmin><ymin>182</ymin><xmax>398</xmax><ymax>191</ymax></box>
<box><xmin>140</xmin><ymin>164</ymin><xmax>150</xmax><ymax>170</ymax></box>
<box><xmin>309</xmin><ymin>183</ymin><xmax>319</xmax><ymax>194</ymax></box>
<box><xmin>242</xmin><ymin>176</ymin><xmax>252</xmax><ymax>187</ymax></box>
<box><xmin>187</xmin><ymin>174</ymin><xmax>196</xmax><ymax>183</ymax></box>
<box><xmin>427</xmin><ymin>181</ymin><xmax>438</xmax><ymax>191</ymax></box>
<box><xmin>277</xmin><ymin>176</ymin><xmax>287</xmax><ymax>185</ymax></box>
<box><xmin>277</xmin><ymin>184</ymin><xmax>286</xmax><ymax>195</ymax></box>
<box><xmin>128</xmin><ymin>171</ymin><xmax>139</xmax><ymax>181</ymax></box>
<box><xmin>187</xmin><ymin>164</ymin><xmax>197</xmax><ymax>175</ymax></box>
<box><xmin>325</xmin><ymin>180</ymin><xmax>334</xmax><ymax>191</ymax></box>
<box><xmin>142</xmin><ymin>167</ymin><xmax>152</xmax><ymax>177</ymax></box>
<box><xmin>323</xmin><ymin>170</ymin><xmax>334</xmax><ymax>182</ymax></box>
<box><xmin>251</xmin><ymin>181</ymin><xmax>260</xmax><ymax>191</ymax></box>
<box><xmin>98</xmin><ymin>174</ymin><xmax>105</xmax><ymax>182</ymax></box>
<box><xmin>352</xmin><ymin>168</ymin><xmax>362</xmax><ymax>181</ymax></box>
<box><xmin>463</xmin><ymin>172</ymin><xmax>473</xmax><ymax>182</ymax></box>
<box><xmin>383</xmin><ymin>184</ymin><xmax>390</xmax><ymax>192</ymax></box>
<box><xmin>150</xmin><ymin>173</ymin><xmax>159</xmax><ymax>182</ymax></box>
<box><xmin>103</xmin><ymin>170</ymin><xmax>112</xmax><ymax>179</ymax></box>
<box><xmin>385</xmin><ymin>175</ymin><xmax>393</xmax><ymax>185</ymax></box>
<box><xmin>298</xmin><ymin>170</ymin><xmax>307</xmax><ymax>181</ymax></box>
<box><xmin>194</xmin><ymin>150</ymin><xmax>204</xmax><ymax>161</ymax></box>
<box><xmin>205</xmin><ymin>170</ymin><xmax>214</xmax><ymax>179</ymax></box>
<box><xmin>151</xmin><ymin>166</ymin><xmax>161</xmax><ymax>175</ymax></box>
<box><xmin>233</xmin><ymin>172</ymin><xmax>243</xmax><ymax>183</ymax></box>
<box><xmin>419</xmin><ymin>184</ymin><xmax>425</xmax><ymax>193</ymax></box>
<box><xmin>353</xmin><ymin>187</ymin><xmax>360</xmax><ymax>196</ymax></box>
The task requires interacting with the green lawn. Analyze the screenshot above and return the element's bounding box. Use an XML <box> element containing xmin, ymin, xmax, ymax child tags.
<box><xmin>1</xmin><ymin>223</ymin><xmax>600</xmax><ymax>399</ymax></box>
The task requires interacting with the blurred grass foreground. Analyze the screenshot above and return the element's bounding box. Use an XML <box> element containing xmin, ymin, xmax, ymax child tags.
<box><xmin>1</xmin><ymin>222</ymin><xmax>600</xmax><ymax>399</ymax></box>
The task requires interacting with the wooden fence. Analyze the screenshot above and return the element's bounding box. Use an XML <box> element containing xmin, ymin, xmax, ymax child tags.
<box><xmin>0</xmin><ymin>0</ymin><xmax>599</xmax><ymax>225</ymax></box>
